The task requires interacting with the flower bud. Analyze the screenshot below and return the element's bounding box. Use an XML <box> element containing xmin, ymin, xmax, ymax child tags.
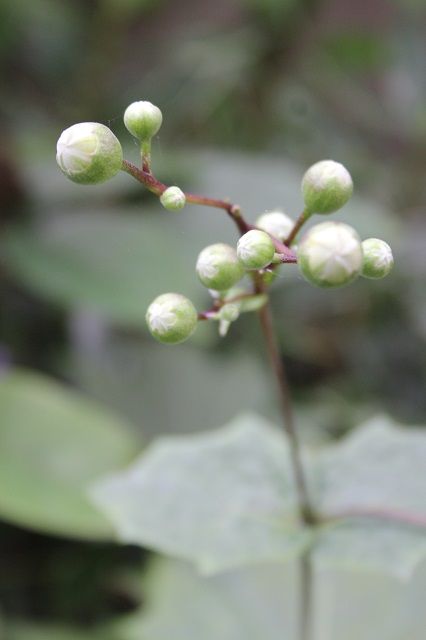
<box><xmin>56</xmin><ymin>122</ymin><xmax>123</xmax><ymax>185</ymax></box>
<box><xmin>256</xmin><ymin>210</ymin><xmax>294</xmax><ymax>241</ymax></box>
<box><xmin>298</xmin><ymin>221</ymin><xmax>362</xmax><ymax>288</ymax></box>
<box><xmin>146</xmin><ymin>293</ymin><xmax>198</xmax><ymax>344</ymax></box>
<box><xmin>302</xmin><ymin>160</ymin><xmax>353</xmax><ymax>215</ymax></box>
<box><xmin>123</xmin><ymin>100</ymin><xmax>163</xmax><ymax>141</ymax></box>
<box><xmin>237</xmin><ymin>230</ymin><xmax>275</xmax><ymax>270</ymax></box>
<box><xmin>361</xmin><ymin>238</ymin><xmax>394</xmax><ymax>279</ymax></box>
<box><xmin>160</xmin><ymin>186</ymin><xmax>186</xmax><ymax>211</ymax></box>
<box><xmin>220</xmin><ymin>303</ymin><xmax>240</xmax><ymax>323</ymax></box>
<box><xmin>196</xmin><ymin>243</ymin><xmax>244</xmax><ymax>291</ymax></box>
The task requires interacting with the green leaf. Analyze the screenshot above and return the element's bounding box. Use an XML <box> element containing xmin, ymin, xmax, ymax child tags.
<box><xmin>315</xmin><ymin>415</ymin><xmax>426</xmax><ymax>578</ymax></box>
<box><xmin>0</xmin><ymin>369</ymin><xmax>138</xmax><ymax>540</ymax></box>
<box><xmin>315</xmin><ymin>522</ymin><xmax>426</xmax><ymax>580</ymax></box>
<box><xmin>318</xmin><ymin>415</ymin><xmax>426</xmax><ymax>517</ymax></box>
<box><xmin>90</xmin><ymin>414</ymin><xmax>312</xmax><ymax>573</ymax></box>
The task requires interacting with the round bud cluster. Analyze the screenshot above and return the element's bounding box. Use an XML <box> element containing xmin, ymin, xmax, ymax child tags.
<box><xmin>56</xmin><ymin>122</ymin><xmax>123</xmax><ymax>185</ymax></box>
<box><xmin>146</xmin><ymin>293</ymin><xmax>198</xmax><ymax>344</ymax></box>
<box><xmin>298</xmin><ymin>221</ymin><xmax>363</xmax><ymax>288</ymax></box>
<box><xmin>196</xmin><ymin>243</ymin><xmax>244</xmax><ymax>291</ymax></box>
<box><xmin>160</xmin><ymin>186</ymin><xmax>186</xmax><ymax>211</ymax></box>
<box><xmin>302</xmin><ymin>160</ymin><xmax>353</xmax><ymax>215</ymax></box>
<box><xmin>124</xmin><ymin>100</ymin><xmax>163</xmax><ymax>141</ymax></box>
<box><xmin>237</xmin><ymin>230</ymin><xmax>275</xmax><ymax>270</ymax></box>
<box><xmin>361</xmin><ymin>238</ymin><xmax>394</xmax><ymax>279</ymax></box>
<box><xmin>256</xmin><ymin>210</ymin><xmax>294</xmax><ymax>242</ymax></box>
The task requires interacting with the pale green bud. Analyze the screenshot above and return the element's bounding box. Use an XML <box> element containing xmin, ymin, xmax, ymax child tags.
<box><xmin>302</xmin><ymin>160</ymin><xmax>353</xmax><ymax>215</ymax></box>
<box><xmin>196</xmin><ymin>243</ymin><xmax>244</xmax><ymax>291</ymax></box>
<box><xmin>124</xmin><ymin>100</ymin><xmax>163</xmax><ymax>141</ymax></box>
<box><xmin>146</xmin><ymin>293</ymin><xmax>198</xmax><ymax>344</ymax></box>
<box><xmin>237</xmin><ymin>229</ymin><xmax>275</xmax><ymax>270</ymax></box>
<box><xmin>160</xmin><ymin>186</ymin><xmax>186</xmax><ymax>211</ymax></box>
<box><xmin>256</xmin><ymin>210</ymin><xmax>294</xmax><ymax>241</ymax></box>
<box><xmin>361</xmin><ymin>238</ymin><xmax>394</xmax><ymax>279</ymax></box>
<box><xmin>298</xmin><ymin>221</ymin><xmax>362</xmax><ymax>288</ymax></box>
<box><xmin>56</xmin><ymin>122</ymin><xmax>123</xmax><ymax>185</ymax></box>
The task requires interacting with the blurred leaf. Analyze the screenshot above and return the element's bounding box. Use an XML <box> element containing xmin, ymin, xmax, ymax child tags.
<box><xmin>318</xmin><ymin>415</ymin><xmax>426</xmax><ymax>517</ymax></box>
<box><xmin>1</xmin><ymin>208</ymin><xmax>203</xmax><ymax>326</ymax></box>
<box><xmin>315</xmin><ymin>522</ymin><xmax>426</xmax><ymax>580</ymax></box>
<box><xmin>108</xmin><ymin>556</ymin><xmax>426</xmax><ymax>640</ymax></box>
<box><xmin>315</xmin><ymin>415</ymin><xmax>426</xmax><ymax>578</ymax></box>
<box><xmin>323</xmin><ymin>33</ymin><xmax>388</xmax><ymax>73</ymax></box>
<box><xmin>0</xmin><ymin>369</ymin><xmax>138</xmax><ymax>540</ymax></box>
<box><xmin>91</xmin><ymin>412</ymin><xmax>426</xmax><ymax>578</ymax></box>
<box><xmin>90</xmin><ymin>414</ymin><xmax>312</xmax><ymax>573</ymax></box>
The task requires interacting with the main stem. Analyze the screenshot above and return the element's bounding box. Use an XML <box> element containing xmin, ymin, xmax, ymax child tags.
<box><xmin>257</xmin><ymin>293</ymin><xmax>315</xmax><ymax>640</ymax></box>
<box><xmin>256</xmin><ymin>293</ymin><xmax>315</xmax><ymax>525</ymax></box>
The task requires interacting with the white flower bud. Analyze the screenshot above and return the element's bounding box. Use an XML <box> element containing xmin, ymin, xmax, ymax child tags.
<box><xmin>160</xmin><ymin>186</ymin><xmax>186</xmax><ymax>211</ymax></box>
<box><xmin>298</xmin><ymin>221</ymin><xmax>363</xmax><ymax>288</ymax></box>
<box><xmin>196</xmin><ymin>243</ymin><xmax>244</xmax><ymax>291</ymax></box>
<box><xmin>237</xmin><ymin>230</ymin><xmax>275</xmax><ymax>270</ymax></box>
<box><xmin>256</xmin><ymin>210</ymin><xmax>294</xmax><ymax>241</ymax></box>
<box><xmin>146</xmin><ymin>293</ymin><xmax>198</xmax><ymax>344</ymax></box>
<box><xmin>56</xmin><ymin>122</ymin><xmax>123</xmax><ymax>185</ymax></box>
<box><xmin>124</xmin><ymin>100</ymin><xmax>163</xmax><ymax>141</ymax></box>
<box><xmin>302</xmin><ymin>160</ymin><xmax>353</xmax><ymax>215</ymax></box>
<box><xmin>361</xmin><ymin>238</ymin><xmax>394</xmax><ymax>279</ymax></box>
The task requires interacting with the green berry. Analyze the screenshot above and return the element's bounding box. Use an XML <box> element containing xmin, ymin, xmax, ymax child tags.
<box><xmin>361</xmin><ymin>238</ymin><xmax>394</xmax><ymax>279</ymax></box>
<box><xmin>160</xmin><ymin>186</ymin><xmax>186</xmax><ymax>211</ymax></box>
<box><xmin>56</xmin><ymin>122</ymin><xmax>123</xmax><ymax>185</ymax></box>
<box><xmin>146</xmin><ymin>293</ymin><xmax>198</xmax><ymax>344</ymax></box>
<box><xmin>237</xmin><ymin>230</ymin><xmax>275</xmax><ymax>270</ymax></box>
<box><xmin>124</xmin><ymin>100</ymin><xmax>163</xmax><ymax>141</ymax></box>
<box><xmin>256</xmin><ymin>210</ymin><xmax>294</xmax><ymax>241</ymax></box>
<box><xmin>196</xmin><ymin>243</ymin><xmax>244</xmax><ymax>291</ymax></box>
<box><xmin>298</xmin><ymin>221</ymin><xmax>362</xmax><ymax>288</ymax></box>
<box><xmin>302</xmin><ymin>160</ymin><xmax>353</xmax><ymax>215</ymax></box>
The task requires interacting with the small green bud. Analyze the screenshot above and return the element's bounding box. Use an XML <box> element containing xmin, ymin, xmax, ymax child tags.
<box><xmin>256</xmin><ymin>210</ymin><xmax>294</xmax><ymax>241</ymax></box>
<box><xmin>196</xmin><ymin>243</ymin><xmax>245</xmax><ymax>291</ymax></box>
<box><xmin>160</xmin><ymin>186</ymin><xmax>186</xmax><ymax>211</ymax></box>
<box><xmin>302</xmin><ymin>160</ymin><xmax>353</xmax><ymax>215</ymax></box>
<box><xmin>237</xmin><ymin>230</ymin><xmax>275</xmax><ymax>270</ymax></box>
<box><xmin>361</xmin><ymin>238</ymin><xmax>394</xmax><ymax>279</ymax></box>
<box><xmin>146</xmin><ymin>293</ymin><xmax>198</xmax><ymax>344</ymax></box>
<box><xmin>56</xmin><ymin>122</ymin><xmax>123</xmax><ymax>185</ymax></box>
<box><xmin>298</xmin><ymin>221</ymin><xmax>362</xmax><ymax>288</ymax></box>
<box><xmin>123</xmin><ymin>100</ymin><xmax>163</xmax><ymax>141</ymax></box>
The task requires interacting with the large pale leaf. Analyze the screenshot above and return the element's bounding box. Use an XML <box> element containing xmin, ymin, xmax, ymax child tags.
<box><xmin>313</xmin><ymin>415</ymin><xmax>426</xmax><ymax>578</ymax></box>
<box><xmin>91</xmin><ymin>414</ymin><xmax>312</xmax><ymax>573</ymax></box>
<box><xmin>108</xmin><ymin>557</ymin><xmax>426</xmax><ymax>640</ymax></box>
<box><xmin>0</xmin><ymin>369</ymin><xmax>137</xmax><ymax>540</ymax></box>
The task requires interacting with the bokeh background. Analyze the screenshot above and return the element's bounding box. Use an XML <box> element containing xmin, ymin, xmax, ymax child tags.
<box><xmin>0</xmin><ymin>0</ymin><xmax>425</xmax><ymax>638</ymax></box>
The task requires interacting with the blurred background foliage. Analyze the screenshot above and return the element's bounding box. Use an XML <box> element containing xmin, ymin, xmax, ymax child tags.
<box><xmin>0</xmin><ymin>0</ymin><xmax>425</xmax><ymax>637</ymax></box>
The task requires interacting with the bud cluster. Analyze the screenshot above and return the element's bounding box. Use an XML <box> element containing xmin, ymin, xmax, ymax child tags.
<box><xmin>56</xmin><ymin>101</ymin><xmax>394</xmax><ymax>345</ymax></box>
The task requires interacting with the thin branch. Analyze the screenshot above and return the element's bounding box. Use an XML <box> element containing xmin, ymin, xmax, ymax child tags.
<box><xmin>284</xmin><ymin>210</ymin><xmax>310</xmax><ymax>246</ymax></box>
<box><xmin>121</xmin><ymin>159</ymin><xmax>298</xmax><ymax>260</ymax></box>
<box><xmin>324</xmin><ymin>507</ymin><xmax>426</xmax><ymax>530</ymax></box>
<box><xmin>255</xmin><ymin>280</ymin><xmax>316</xmax><ymax>526</ymax></box>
